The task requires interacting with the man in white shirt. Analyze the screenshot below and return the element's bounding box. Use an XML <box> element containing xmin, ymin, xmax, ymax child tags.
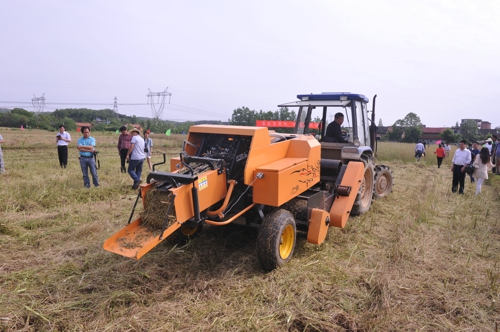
<box><xmin>56</xmin><ymin>125</ymin><xmax>71</xmax><ymax>168</ymax></box>
<box><xmin>451</xmin><ymin>139</ymin><xmax>471</xmax><ymax>194</ymax></box>
<box><xmin>126</xmin><ymin>128</ymin><xmax>145</xmax><ymax>189</ymax></box>
<box><xmin>414</xmin><ymin>141</ymin><xmax>425</xmax><ymax>161</ymax></box>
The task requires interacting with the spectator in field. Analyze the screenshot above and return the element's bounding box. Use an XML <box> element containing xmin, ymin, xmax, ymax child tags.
<box><xmin>56</xmin><ymin>125</ymin><xmax>71</xmax><ymax>168</ymax></box>
<box><xmin>324</xmin><ymin>113</ymin><xmax>347</xmax><ymax>143</ymax></box>
<box><xmin>144</xmin><ymin>129</ymin><xmax>153</xmax><ymax>171</ymax></box>
<box><xmin>473</xmin><ymin>147</ymin><xmax>494</xmax><ymax>195</ymax></box>
<box><xmin>0</xmin><ymin>133</ymin><xmax>4</xmax><ymax>174</ymax></box>
<box><xmin>77</xmin><ymin>126</ymin><xmax>99</xmax><ymax>188</ymax></box>
<box><xmin>126</xmin><ymin>128</ymin><xmax>145</xmax><ymax>189</ymax></box>
<box><xmin>117</xmin><ymin>126</ymin><xmax>131</xmax><ymax>173</ymax></box>
<box><xmin>414</xmin><ymin>140</ymin><xmax>425</xmax><ymax>161</ymax></box>
<box><xmin>450</xmin><ymin>139</ymin><xmax>471</xmax><ymax>194</ymax></box>
<box><xmin>434</xmin><ymin>143</ymin><xmax>446</xmax><ymax>168</ymax></box>
<box><xmin>491</xmin><ymin>135</ymin><xmax>499</xmax><ymax>174</ymax></box>
<box><xmin>484</xmin><ymin>138</ymin><xmax>493</xmax><ymax>154</ymax></box>
<box><xmin>495</xmin><ymin>139</ymin><xmax>500</xmax><ymax>175</ymax></box>
<box><xmin>444</xmin><ymin>142</ymin><xmax>451</xmax><ymax>157</ymax></box>
<box><xmin>468</xmin><ymin>142</ymin><xmax>480</xmax><ymax>183</ymax></box>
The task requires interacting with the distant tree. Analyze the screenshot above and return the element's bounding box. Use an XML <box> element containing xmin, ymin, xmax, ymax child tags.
<box><xmin>275</xmin><ymin>107</ymin><xmax>296</xmax><ymax>121</ymax></box>
<box><xmin>399</xmin><ymin>112</ymin><xmax>423</xmax><ymax>127</ymax></box>
<box><xmin>387</xmin><ymin>112</ymin><xmax>424</xmax><ymax>143</ymax></box>
<box><xmin>459</xmin><ymin>120</ymin><xmax>479</xmax><ymax>143</ymax></box>
<box><xmin>12</xmin><ymin>108</ymin><xmax>34</xmax><ymax>118</ymax></box>
<box><xmin>386</xmin><ymin>126</ymin><xmax>404</xmax><ymax>142</ymax></box>
<box><xmin>229</xmin><ymin>107</ymin><xmax>257</xmax><ymax>126</ymax></box>
<box><xmin>401</xmin><ymin>127</ymin><xmax>422</xmax><ymax>143</ymax></box>
<box><xmin>439</xmin><ymin>129</ymin><xmax>460</xmax><ymax>143</ymax></box>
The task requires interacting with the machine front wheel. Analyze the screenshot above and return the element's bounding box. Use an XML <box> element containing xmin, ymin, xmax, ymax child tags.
<box><xmin>256</xmin><ymin>209</ymin><xmax>297</xmax><ymax>271</ymax></box>
<box><xmin>351</xmin><ymin>161</ymin><xmax>374</xmax><ymax>216</ymax></box>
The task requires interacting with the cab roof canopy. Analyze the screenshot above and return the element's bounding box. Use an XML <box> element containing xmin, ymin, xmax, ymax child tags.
<box><xmin>278</xmin><ymin>92</ymin><xmax>369</xmax><ymax>108</ymax></box>
<box><xmin>296</xmin><ymin>92</ymin><xmax>369</xmax><ymax>103</ymax></box>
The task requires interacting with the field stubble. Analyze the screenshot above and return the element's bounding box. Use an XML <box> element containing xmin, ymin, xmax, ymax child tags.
<box><xmin>0</xmin><ymin>130</ymin><xmax>499</xmax><ymax>331</ymax></box>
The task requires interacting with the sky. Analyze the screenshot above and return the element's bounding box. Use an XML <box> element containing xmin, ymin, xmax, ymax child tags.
<box><xmin>1</xmin><ymin>0</ymin><xmax>499</xmax><ymax>128</ymax></box>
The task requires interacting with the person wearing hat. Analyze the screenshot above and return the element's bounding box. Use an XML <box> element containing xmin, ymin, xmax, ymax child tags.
<box><xmin>484</xmin><ymin>138</ymin><xmax>493</xmax><ymax>155</ymax></box>
<box><xmin>126</xmin><ymin>128</ymin><xmax>145</xmax><ymax>189</ymax></box>
<box><xmin>144</xmin><ymin>129</ymin><xmax>153</xmax><ymax>171</ymax></box>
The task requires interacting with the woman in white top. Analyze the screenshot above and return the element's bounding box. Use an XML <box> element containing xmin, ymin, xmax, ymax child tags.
<box><xmin>473</xmin><ymin>147</ymin><xmax>494</xmax><ymax>195</ymax></box>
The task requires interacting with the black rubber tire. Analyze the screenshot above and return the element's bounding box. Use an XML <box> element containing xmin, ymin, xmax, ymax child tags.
<box><xmin>373</xmin><ymin>165</ymin><xmax>393</xmax><ymax>199</ymax></box>
<box><xmin>351</xmin><ymin>161</ymin><xmax>374</xmax><ymax>216</ymax></box>
<box><xmin>173</xmin><ymin>223</ymin><xmax>203</xmax><ymax>244</ymax></box>
<box><xmin>256</xmin><ymin>209</ymin><xmax>297</xmax><ymax>271</ymax></box>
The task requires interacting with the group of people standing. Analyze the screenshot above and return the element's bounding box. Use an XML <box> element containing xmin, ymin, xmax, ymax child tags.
<box><xmin>446</xmin><ymin>136</ymin><xmax>498</xmax><ymax>195</ymax></box>
<box><xmin>117</xmin><ymin>126</ymin><xmax>153</xmax><ymax>189</ymax></box>
<box><xmin>54</xmin><ymin>125</ymin><xmax>154</xmax><ymax>190</ymax></box>
<box><xmin>415</xmin><ymin>137</ymin><xmax>498</xmax><ymax>195</ymax></box>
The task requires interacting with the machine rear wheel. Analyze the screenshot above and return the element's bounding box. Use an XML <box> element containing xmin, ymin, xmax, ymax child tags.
<box><xmin>351</xmin><ymin>162</ymin><xmax>374</xmax><ymax>216</ymax></box>
<box><xmin>256</xmin><ymin>209</ymin><xmax>296</xmax><ymax>271</ymax></box>
<box><xmin>373</xmin><ymin>165</ymin><xmax>393</xmax><ymax>199</ymax></box>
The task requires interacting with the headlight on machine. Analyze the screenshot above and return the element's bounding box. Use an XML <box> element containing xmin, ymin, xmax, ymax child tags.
<box><xmin>343</xmin><ymin>147</ymin><xmax>359</xmax><ymax>154</ymax></box>
<box><xmin>353</xmin><ymin>139</ymin><xmax>360</xmax><ymax>147</ymax></box>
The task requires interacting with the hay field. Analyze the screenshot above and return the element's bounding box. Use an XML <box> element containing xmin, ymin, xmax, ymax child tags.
<box><xmin>1</xmin><ymin>128</ymin><xmax>499</xmax><ymax>331</ymax></box>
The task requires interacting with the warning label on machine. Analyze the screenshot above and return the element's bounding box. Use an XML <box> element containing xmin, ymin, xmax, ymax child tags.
<box><xmin>199</xmin><ymin>176</ymin><xmax>208</xmax><ymax>191</ymax></box>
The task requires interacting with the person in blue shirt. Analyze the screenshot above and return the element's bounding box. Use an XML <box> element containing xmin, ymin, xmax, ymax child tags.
<box><xmin>77</xmin><ymin>126</ymin><xmax>99</xmax><ymax>188</ymax></box>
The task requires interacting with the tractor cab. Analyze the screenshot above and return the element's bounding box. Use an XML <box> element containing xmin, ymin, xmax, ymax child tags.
<box><xmin>278</xmin><ymin>92</ymin><xmax>377</xmax><ymax>154</ymax></box>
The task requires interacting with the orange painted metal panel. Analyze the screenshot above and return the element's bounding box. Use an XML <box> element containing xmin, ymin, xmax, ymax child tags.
<box><xmin>244</xmin><ymin>140</ymin><xmax>290</xmax><ymax>184</ymax></box>
<box><xmin>170</xmin><ymin>169</ymin><xmax>227</xmax><ymax>223</ymax></box>
<box><xmin>307</xmin><ymin>209</ymin><xmax>330</xmax><ymax>244</ymax></box>
<box><xmin>103</xmin><ymin>217</ymin><xmax>181</xmax><ymax>260</ymax></box>
<box><xmin>103</xmin><ymin>169</ymin><xmax>228</xmax><ymax>260</ymax></box>
<box><xmin>253</xmin><ymin>159</ymin><xmax>308</xmax><ymax>206</ymax></box>
<box><xmin>329</xmin><ymin>162</ymin><xmax>365</xmax><ymax>228</ymax></box>
<box><xmin>170</xmin><ymin>157</ymin><xmax>180</xmax><ymax>172</ymax></box>
<box><xmin>188</xmin><ymin>125</ymin><xmax>271</xmax><ymax>150</ymax></box>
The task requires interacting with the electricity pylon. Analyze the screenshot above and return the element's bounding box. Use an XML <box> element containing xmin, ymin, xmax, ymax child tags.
<box><xmin>147</xmin><ymin>88</ymin><xmax>172</xmax><ymax>124</ymax></box>
<box><xmin>32</xmin><ymin>93</ymin><xmax>46</xmax><ymax>113</ymax></box>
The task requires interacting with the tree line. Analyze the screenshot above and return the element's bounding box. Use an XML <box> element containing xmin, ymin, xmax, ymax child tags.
<box><xmin>0</xmin><ymin>107</ymin><xmax>225</xmax><ymax>134</ymax></box>
<box><xmin>383</xmin><ymin>112</ymin><xmax>494</xmax><ymax>143</ymax></box>
<box><xmin>1</xmin><ymin>106</ymin><xmax>493</xmax><ymax>144</ymax></box>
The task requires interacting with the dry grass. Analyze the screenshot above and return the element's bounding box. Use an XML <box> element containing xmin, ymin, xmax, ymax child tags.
<box><xmin>1</xmin><ymin>129</ymin><xmax>499</xmax><ymax>331</ymax></box>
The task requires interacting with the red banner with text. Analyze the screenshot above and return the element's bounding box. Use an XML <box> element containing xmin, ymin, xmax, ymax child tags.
<box><xmin>255</xmin><ymin>120</ymin><xmax>320</xmax><ymax>129</ymax></box>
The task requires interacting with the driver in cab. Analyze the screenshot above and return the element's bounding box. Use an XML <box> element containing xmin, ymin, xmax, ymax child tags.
<box><xmin>323</xmin><ymin>112</ymin><xmax>347</xmax><ymax>143</ymax></box>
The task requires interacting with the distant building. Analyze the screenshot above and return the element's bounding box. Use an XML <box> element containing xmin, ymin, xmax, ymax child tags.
<box><xmin>460</xmin><ymin>119</ymin><xmax>491</xmax><ymax>130</ymax></box>
<box><xmin>76</xmin><ymin>122</ymin><xmax>92</xmax><ymax>132</ymax></box>
<box><xmin>420</xmin><ymin>127</ymin><xmax>448</xmax><ymax>144</ymax></box>
<box><xmin>457</xmin><ymin>119</ymin><xmax>497</xmax><ymax>138</ymax></box>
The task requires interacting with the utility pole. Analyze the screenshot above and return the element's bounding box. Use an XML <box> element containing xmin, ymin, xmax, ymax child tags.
<box><xmin>147</xmin><ymin>88</ymin><xmax>172</xmax><ymax>124</ymax></box>
<box><xmin>32</xmin><ymin>93</ymin><xmax>45</xmax><ymax>113</ymax></box>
